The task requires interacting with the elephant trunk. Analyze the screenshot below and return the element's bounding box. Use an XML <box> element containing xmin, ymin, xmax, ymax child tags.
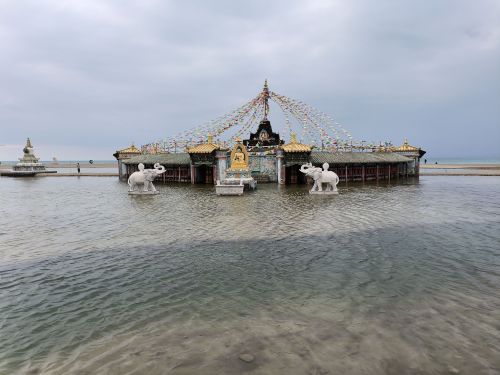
<box><xmin>154</xmin><ymin>163</ymin><xmax>166</xmax><ymax>174</ymax></box>
<box><xmin>299</xmin><ymin>163</ymin><xmax>312</xmax><ymax>174</ymax></box>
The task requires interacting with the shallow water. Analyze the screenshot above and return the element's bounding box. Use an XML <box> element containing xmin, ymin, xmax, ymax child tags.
<box><xmin>0</xmin><ymin>176</ymin><xmax>499</xmax><ymax>374</ymax></box>
<box><xmin>45</xmin><ymin>168</ymin><xmax>118</xmax><ymax>174</ymax></box>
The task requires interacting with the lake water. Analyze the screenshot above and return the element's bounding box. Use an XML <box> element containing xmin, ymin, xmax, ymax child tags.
<box><xmin>44</xmin><ymin>168</ymin><xmax>118</xmax><ymax>174</ymax></box>
<box><xmin>1</xmin><ymin>176</ymin><xmax>499</xmax><ymax>375</ymax></box>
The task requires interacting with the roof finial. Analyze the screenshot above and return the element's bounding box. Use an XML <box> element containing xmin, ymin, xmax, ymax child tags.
<box><xmin>290</xmin><ymin>132</ymin><xmax>298</xmax><ymax>143</ymax></box>
<box><xmin>263</xmin><ymin>79</ymin><xmax>270</xmax><ymax>120</ymax></box>
<box><xmin>207</xmin><ymin>134</ymin><xmax>213</xmax><ymax>144</ymax></box>
<box><xmin>26</xmin><ymin>137</ymin><xmax>33</xmax><ymax>148</ymax></box>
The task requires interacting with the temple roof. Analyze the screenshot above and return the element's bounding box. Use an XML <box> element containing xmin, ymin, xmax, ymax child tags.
<box><xmin>392</xmin><ymin>139</ymin><xmax>420</xmax><ymax>152</ymax></box>
<box><xmin>122</xmin><ymin>151</ymin><xmax>413</xmax><ymax>166</ymax></box>
<box><xmin>282</xmin><ymin>133</ymin><xmax>311</xmax><ymax>153</ymax></box>
<box><xmin>311</xmin><ymin>151</ymin><xmax>411</xmax><ymax>164</ymax></box>
<box><xmin>117</xmin><ymin>144</ymin><xmax>142</xmax><ymax>154</ymax></box>
<box><xmin>187</xmin><ymin>143</ymin><xmax>220</xmax><ymax>154</ymax></box>
<box><xmin>187</xmin><ymin>135</ymin><xmax>220</xmax><ymax>154</ymax></box>
<box><xmin>123</xmin><ymin>153</ymin><xmax>191</xmax><ymax>165</ymax></box>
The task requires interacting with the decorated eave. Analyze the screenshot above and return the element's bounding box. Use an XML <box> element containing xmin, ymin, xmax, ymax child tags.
<box><xmin>113</xmin><ymin>143</ymin><xmax>142</xmax><ymax>159</ymax></box>
<box><xmin>281</xmin><ymin>133</ymin><xmax>312</xmax><ymax>153</ymax></box>
<box><xmin>116</xmin><ymin>144</ymin><xmax>142</xmax><ymax>154</ymax></box>
<box><xmin>391</xmin><ymin>138</ymin><xmax>426</xmax><ymax>158</ymax></box>
<box><xmin>123</xmin><ymin>153</ymin><xmax>191</xmax><ymax>165</ymax></box>
<box><xmin>393</xmin><ymin>139</ymin><xmax>420</xmax><ymax>152</ymax></box>
<box><xmin>187</xmin><ymin>135</ymin><xmax>221</xmax><ymax>154</ymax></box>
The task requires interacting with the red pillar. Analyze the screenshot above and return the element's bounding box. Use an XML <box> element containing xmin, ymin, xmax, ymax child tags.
<box><xmin>190</xmin><ymin>164</ymin><xmax>195</xmax><ymax>184</ymax></box>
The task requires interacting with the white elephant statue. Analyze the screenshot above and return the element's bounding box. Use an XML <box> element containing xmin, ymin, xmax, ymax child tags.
<box><xmin>300</xmin><ymin>162</ymin><xmax>339</xmax><ymax>194</ymax></box>
<box><xmin>128</xmin><ymin>163</ymin><xmax>166</xmax><ymax>193</ymax></box>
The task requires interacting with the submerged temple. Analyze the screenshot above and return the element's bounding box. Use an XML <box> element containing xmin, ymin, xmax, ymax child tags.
<box><xmin>115</xmin><ymin>132</ymin><xmax>424</xmax><ymax>185</ymax></box>
<box><xmin>113</xmin><ymin>81</ymin><xmax>425</xmax><ymax>185</ymax></box>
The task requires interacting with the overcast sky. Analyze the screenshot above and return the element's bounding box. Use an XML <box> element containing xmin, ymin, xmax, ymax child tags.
<box><xmin>1</xmin><ymin>0</ymin><xmax>499</xmax><ymax>160</ymax></box>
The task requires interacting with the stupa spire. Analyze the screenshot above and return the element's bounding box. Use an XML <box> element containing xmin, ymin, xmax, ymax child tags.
<box><xmin>263</xmin><ymin>79</ymin><xmax>270</xmax><ymax>120</ymax></box>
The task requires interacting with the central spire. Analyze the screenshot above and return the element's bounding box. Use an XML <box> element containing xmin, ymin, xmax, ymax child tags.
<box><xmin>243</xmin><ymin>80</ymin><xmax>284</xmax><ymax>148</ymax></box>
<box><xmin>263</xmin><ymin>79</ymin><xmax>270</xmax><ymax>120</ymax></box>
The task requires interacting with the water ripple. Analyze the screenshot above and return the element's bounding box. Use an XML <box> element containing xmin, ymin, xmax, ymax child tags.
<box><xmin>0</xmin><ymin>176</ymin><xmax>500</xmax><ymax>374</ymax></box>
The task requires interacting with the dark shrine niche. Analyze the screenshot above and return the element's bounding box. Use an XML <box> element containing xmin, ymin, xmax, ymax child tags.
<box><xmin>243</xmin><ymin>120</ymin><xmax>284</xmax><ymax>147</ymax></box>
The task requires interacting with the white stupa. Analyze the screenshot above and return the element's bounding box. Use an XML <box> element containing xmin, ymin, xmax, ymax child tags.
<box><xmin>0</xmin><ymin>138</ymin><xmax>51</xmax><ymax>176</ymax></box>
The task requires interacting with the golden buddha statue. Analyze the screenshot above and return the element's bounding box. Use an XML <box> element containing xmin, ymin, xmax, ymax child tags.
<box><xmin>230</xmin><ymin>138</ymin><xmax>249</xmax><ymax>170</ymax></box>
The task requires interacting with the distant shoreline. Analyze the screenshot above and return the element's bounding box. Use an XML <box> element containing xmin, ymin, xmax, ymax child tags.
<box><xmin>421</xmin><ymin>163</ymin><xmax>500</xmax><ymax>176</ymax></box>
<box><xmin>1</xmin><ymin>162</ymin><xmax>500</xmax><ymax>177</ymax></box>
<box><xmin>0</xmin><ymin>161</ymin><xmax>117</xmax><ymax>176</ymax></box>
<box><xmin>421</xmin><ymin>173</ymin><xmax>500</xmax><ymax>176</ymax></box>
<box><xmin>39</xmin><ymin>172</ymin><xmax>118</xmax><ymax>177</ymax></box>
<box><xmin>44</xmin><ymin>162</ymin><xmax>116</xmax><ymax>168</ymax></box>
<box><xmin>0</xmin><ymin>162</ymin><xmax>116</xmax><ymax>168</ymax></box>
<box><xmin>421</xmin><ymin>164</ymin><xmax>500</xmax><ymax>170</ymax></box>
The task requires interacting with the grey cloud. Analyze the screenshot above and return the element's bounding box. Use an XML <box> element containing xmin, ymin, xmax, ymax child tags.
<box><xmin>0</xmin><ymin>0</ymin><xmax>499</xmax><ymax>160</ymax></box>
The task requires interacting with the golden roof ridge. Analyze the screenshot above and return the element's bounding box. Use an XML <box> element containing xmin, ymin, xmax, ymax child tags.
<box><xmin>282</xmin><ymin>133</ymin><xmax>312</xmax><ymax>153</ymax></box>
<box><xmin>117</xmin><ymin>143</ymin><xmax>141</xmax><ymax>154</ymax></box>
<box><xmin>393</xmin><ymin>138</ymin><xmax>420</xmax><ymax>152</ymax></box>
<box><xmin>187</xmin><ymin>134</ymin><xmax>221</xmax><ymax>154</ymax></box>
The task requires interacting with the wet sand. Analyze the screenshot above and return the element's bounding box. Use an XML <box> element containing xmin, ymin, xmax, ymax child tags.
<box><xmin>30</xmin><ymin>293</ymin><xmax>500</xmax><ymax>375</ymax></box>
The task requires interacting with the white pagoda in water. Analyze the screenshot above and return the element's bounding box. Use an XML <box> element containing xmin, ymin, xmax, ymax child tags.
<box><xmin>14</xmin><ymin>138</ymin><xmax>47</xmax><ymax>172</ymax></box>
<box><xmin>0</xmin><ymin>138</ymin><xmax>49</xmax><ymax>176</ymax></box>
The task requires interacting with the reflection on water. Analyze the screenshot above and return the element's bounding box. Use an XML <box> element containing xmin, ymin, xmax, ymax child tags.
<box><xmin>0</xmin><ymin>176</ymin><xmax>499</xmax><ymax>374</ymax></box>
